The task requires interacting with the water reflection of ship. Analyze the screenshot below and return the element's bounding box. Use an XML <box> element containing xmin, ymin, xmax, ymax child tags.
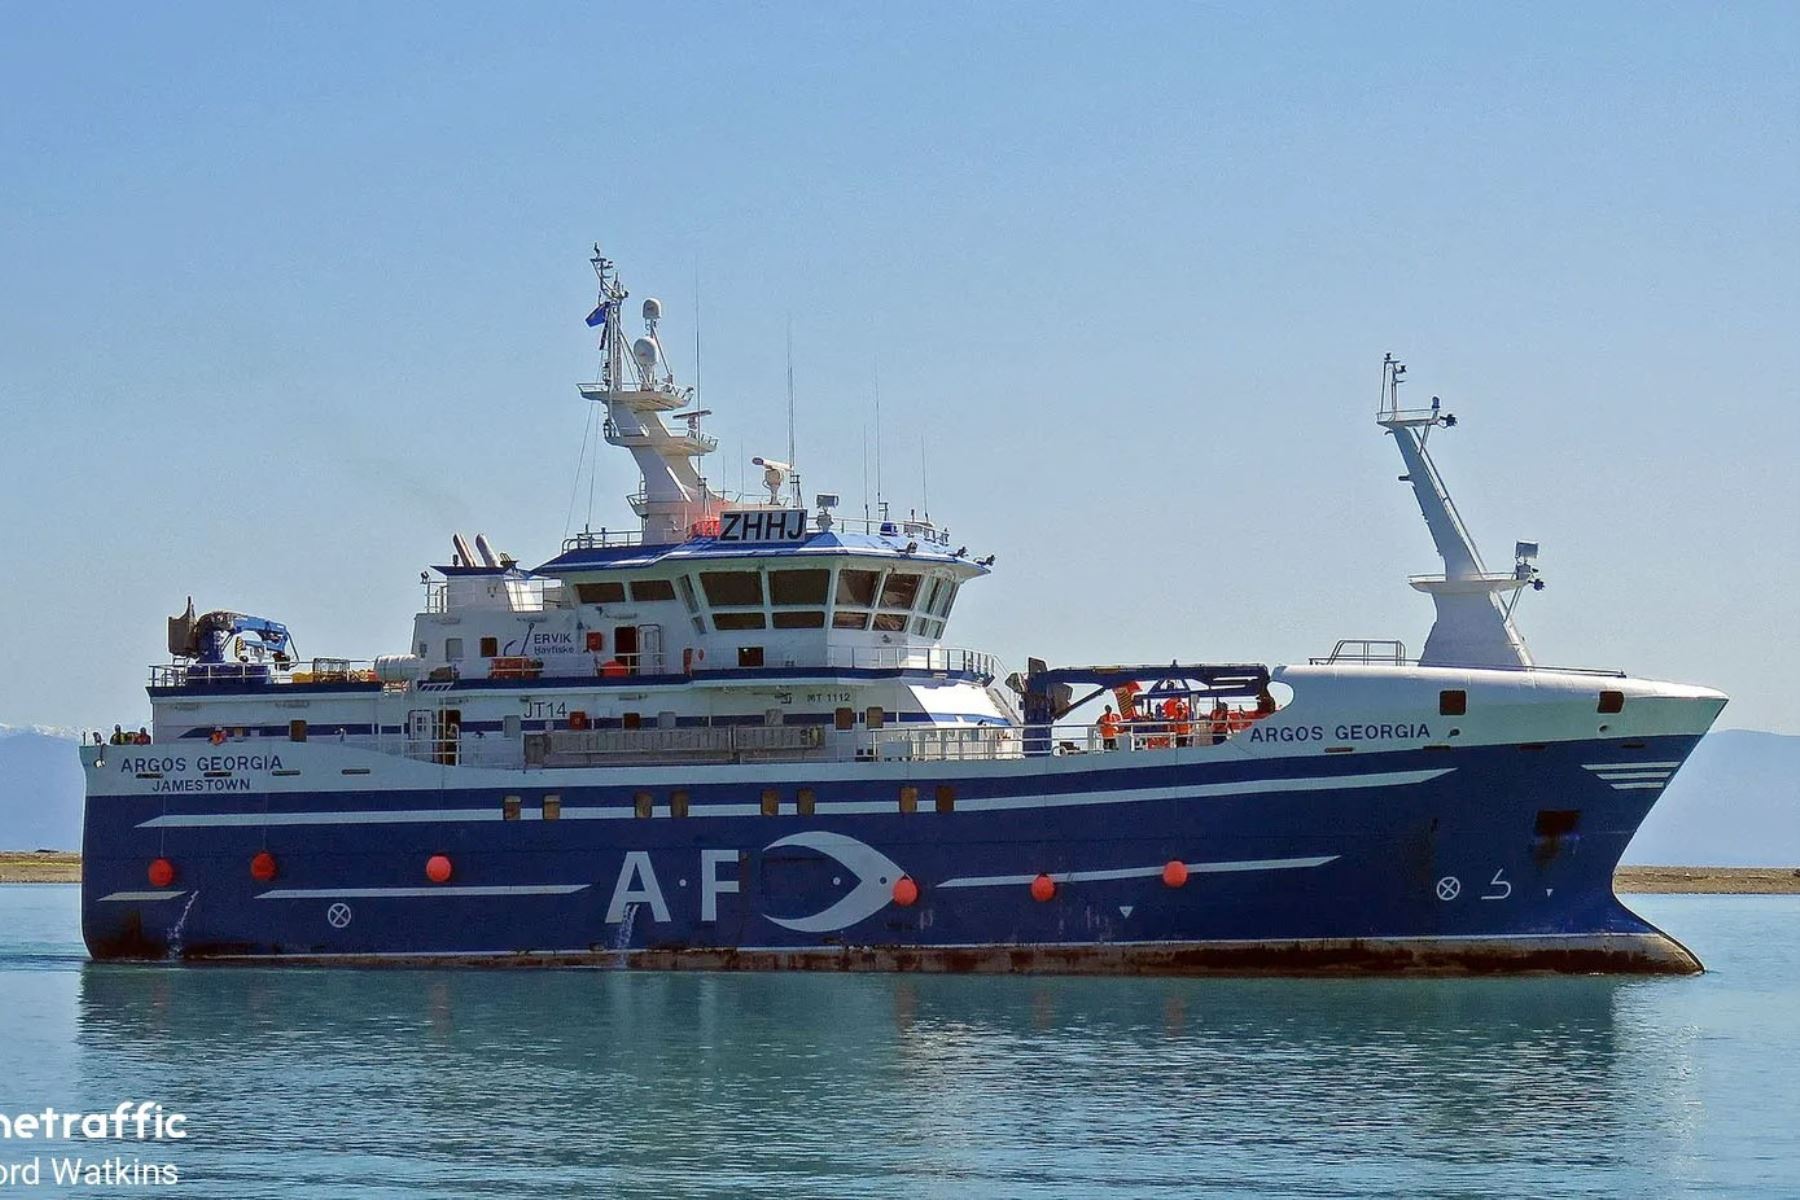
<box><xmin>77</xmin><ymin>967</ymin><xmax>1699</xmax><ymax>1187</ymax></box>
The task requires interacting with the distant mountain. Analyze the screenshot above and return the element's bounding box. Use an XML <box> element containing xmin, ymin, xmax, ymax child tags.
<box><xmin>0</xmin><ymin>725</ymin><xmax>84</xmax><ymax>851</ymax></box>
<box><xmin>1624</xmin><ymin>729</ymin><xmax>1800</xmax><ymax>866</ymax></box>
<box><xmin>0</xmin><ymin>723</ymin><xmax>1793</xmax><ymax>863</ymax></box>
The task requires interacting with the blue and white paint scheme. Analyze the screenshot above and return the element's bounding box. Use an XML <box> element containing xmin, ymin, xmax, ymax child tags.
<box><xmin>79</xmin><ymin>251</ymin><xmax>1727</xmax><ymax>974</ymax></box>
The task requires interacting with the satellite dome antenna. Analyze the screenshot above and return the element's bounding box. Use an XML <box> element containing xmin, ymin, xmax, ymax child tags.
<box><xmin>631</xmin><ymin>336</ymin><xmax>659</xmax><ymax>382</ymax></box>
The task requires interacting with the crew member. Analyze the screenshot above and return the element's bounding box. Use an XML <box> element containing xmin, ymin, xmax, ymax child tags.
<box><xmin>1210</xmin><ymin>701</ymin><xmax>1230</xmax><ymax>745</ymax></box>
<box><xmin>1173</xmin><ymin>699</ymin><xmax>1192</xmax><ymax>747</ymax></box>
<box><xmin>1098</xmin><ymin>705</ymin><xmax>1121</xmax><ymax>751</ymax></box>
<box><xmin>109</xmin><ymin>724</ymin><xmax>125</xmax><ymax>745</ymax></box>
<box><xmin>134</xmin><ymin>727</ymin><xmax>151</xmax><ymax>745</ymax></box>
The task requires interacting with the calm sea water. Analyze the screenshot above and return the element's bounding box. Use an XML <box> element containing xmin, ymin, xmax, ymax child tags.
<box><xmin>0</xmin><ymin>888</ymin><xmax>1795</xmax><ymax>1198</ymax></box>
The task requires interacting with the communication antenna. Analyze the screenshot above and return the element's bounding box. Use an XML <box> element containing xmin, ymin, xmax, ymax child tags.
<box><xmin>921</xmin><ymin>434</ymin><xmax>930</xmax><ymax>520</ymax></box>
<box><xmin>693</xmin><ymin>263</ymin><xmax>702</xmax><ymax>407</ymax></box>
<box><xmin>785</xmin><ymin>319</ymin><xmax>797</xmax><ymax>505</ymax></box>
<box><xmin>874</xmin><ymin>357</ymin><xmax>886</xmax><ymax>519</ymax></box>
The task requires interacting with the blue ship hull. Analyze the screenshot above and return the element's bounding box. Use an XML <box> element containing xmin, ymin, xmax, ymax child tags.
<box><xmin>80</xmin><ymin>734</ymin><xmax>1702</xmax><ymax>974</ymax></box>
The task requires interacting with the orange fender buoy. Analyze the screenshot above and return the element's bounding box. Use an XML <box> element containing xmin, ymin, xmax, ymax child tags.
<box><xmin>250</xmin><ymin>851</ymin><xmax>278</xmax><ymax>883</ymax></box>
<box><xmin>1030</xmin><ymin>873</ymin><xmax>1056</xmax><ymax>903</ymax></box>
<box><xmin>892</xmin><ymin>876</ymin><xmax>919</xmax><ymax>907</ymax></box>
<box><xmin>147</xmin><ymin>858</ymin><xmax>175</xmax><ymax>889</ymax></box>
<box><xmin>425</xmin><ymin>854</ymin><xmax>453</xmax><ymax>884</ymax></box>
<box><xmin>1162</xmin><ymin>860</ymin><xmax>1189</xmax><ymax>888</ymax></box>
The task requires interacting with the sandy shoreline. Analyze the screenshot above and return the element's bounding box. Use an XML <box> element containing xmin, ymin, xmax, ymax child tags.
<box><xmin>3</xmin><ymin>853</ymin><xmax>1797</xmax><ymax>892</ymax></box>
<box><xmin>0</xmin><ymin>851</ymin><xmax>81</xmax><ymax>883</ymax></box>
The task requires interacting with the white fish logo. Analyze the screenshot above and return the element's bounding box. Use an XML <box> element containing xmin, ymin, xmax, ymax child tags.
<box><xmin>762</xmin><ymin>831</ymin><xmax>906</xmax><ymax>933</ymax></box>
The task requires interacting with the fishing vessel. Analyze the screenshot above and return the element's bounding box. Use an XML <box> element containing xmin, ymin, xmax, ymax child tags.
<box><xmin>79</xmin><ymin>249</ymin><xmax>1727</xmax><ymax>973</ymax></box>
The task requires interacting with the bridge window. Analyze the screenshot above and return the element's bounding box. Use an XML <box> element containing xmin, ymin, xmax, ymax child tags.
<box><xmin>773</xmin><ymin>611</ymin><xmax>825</xmax><ymax>629</ymax></box>
<box><xmin>1439</xmin><ymin>689</ymin><xmax>1467</xmax><ymax>716</ymax></box>
<box><xmin>922</xmin><ymin>578</ymin><xmax>943</xmax><ymax>613</ymax></box>
<box><xmin>714</xmin><ymin>612</ymin><xmax>766</xmax><ymax>631</ymax></box>
<box><xmin>832</xmin><ymin>610</ymin><xmax>870</xmax><ymax>630</ymax></box>
<box><xmin>933</xmin><ymin>582</ymin><xmax>959</xmax><ymax>617</ymax></box>
<box><xmin>701</xmin><ymin>571</ymin><xmax>762</xmax><ymax>607</ymax></box>
<box><xmin>836</xmin><ymin>569</ymin><xmax>879</xmax><ymax>607</ymax></box>
<box><xmin>872</xmin><ymin>613</ymin><xmax>908</xmax><ymax>632</ymax></box>
<box><xmin>576</xmin><ymin>581</ymin><xmax>626</xmax><ymax>604</ymax></box>
<box><xmin>880</xmin><ymin>572</ymin><xmax>922</xmax><ymax>610</ymax></box>
<box><xmin>770</xmin><ymin>569</ymin><xmax>829</xmax><ymax>605</ymax></box>
<box><xmin>630</xmin><ymin>579</ymin><xmax>677</xmax><ymax>602</ymax></box>
<box><xmin>445</xmin><ymin>637</ymin><xmax>464</xmax><ymax>660</ymax></box>
<box><xmin>1597</xmin><ymin>690</ymin><xmax>1625</xmax><ymax>714</ymax></box>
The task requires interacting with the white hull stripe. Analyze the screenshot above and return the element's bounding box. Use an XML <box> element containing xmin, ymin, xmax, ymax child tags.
<box><xmin>98</xmin><ymin>890</ymin><xmax>189</xmax><ymax>903</ymax></box>
<box><xmin>135</xmin><ymin>767</ymin><xmax>1454</xmax><ymax>830</ymax></box>
<box><xmin>254</xmin><ymin>884</ymin><xmax>591</xmax><ymax>899</ymax></box>
<box><xmin>1582</xmin><ymin>761</ymin><xmax>1682</xmax><ymax>771</ymax></box>
<box><xmin>1609</xmin><ymin>782</ymin><xmax>1666</xmax><ymax>791</ymax></box>
<box><xmin>1596</xmin><ymin>771</ymin><xmax>1672</xmax><ymax>781</ymax></box>
<box><xmin>939</xmin><ymin>855</ymin><xmax>1339</xmax><ymax>889</ymax></box>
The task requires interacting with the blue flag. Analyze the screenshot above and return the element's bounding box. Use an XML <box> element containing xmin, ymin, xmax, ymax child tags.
<box><xmin>585</xmin><ymin>302</ymin><xmax>609</xmax><ymax>328</ymax></box>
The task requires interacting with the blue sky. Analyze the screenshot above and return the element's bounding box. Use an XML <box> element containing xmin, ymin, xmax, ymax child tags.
<box><xmin>2</xmin><ymin>3</ymin><xmax>1796</xmax><ymax>733</ymax></box>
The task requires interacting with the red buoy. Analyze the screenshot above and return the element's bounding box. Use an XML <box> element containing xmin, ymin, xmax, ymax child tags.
<box><xmin>147</xmin><ymin>858</ymin><xmax>175</xmax><ymax>889</ymax></box>
<box><xmin>250</xmin><ymin>851</ymin><xmax>278</xmax><ymax>883</ymax></box>
<box><xmin>1162</xmin><ymin>860</ymin><xmax>1189</xmax><ymax>888</ymax></box>
<box><xmin>892</xmin><ymin>876</ymin><xmax>919</xmax><ymax>907</ymax></box>
<box><xmin>1030</xmin><ymin>873</ymin><xmax>1056</xmax><ymax>903</ymax></box>
<box><xmin>425</xmin><ymin>854</ymin><xmax>453</xmax><ymax>884</ymax></box>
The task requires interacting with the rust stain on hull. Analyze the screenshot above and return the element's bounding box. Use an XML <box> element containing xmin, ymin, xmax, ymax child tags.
<box><xmin>142</xmin><ymin>933</ymin><xmax>1702</xmax><ymax>976</ymax></box>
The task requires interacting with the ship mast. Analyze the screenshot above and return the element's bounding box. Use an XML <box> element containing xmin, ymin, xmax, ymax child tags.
<box><xmin>1379</xmin><ymin>354</ymin><xmax>1542</xmax><ymax>668</ymax></box>
<box><xmin>579</xmin><ymin>247</ymin><xmax>723</xmax><ymax>544</ymax></box>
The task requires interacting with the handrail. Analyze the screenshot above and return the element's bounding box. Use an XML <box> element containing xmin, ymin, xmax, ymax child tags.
<box><xmin>1315</xmin><ymin>639</ymin><xmax>1408</xmax><ymax>665</ymax></box>
<box><xmin>150</xmin><ymin>659</ymin><xmax>384</xmax><ymax>688</ymax></box>
<box><xmin>561</xmin><ymin>528</ymin><xmax>647</xmax><ymax>551</ymax></box>
<box><xmin>330</xmin><ymin>709</ymin><xmax>1273</xmax><ymax>770</ymax></box>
